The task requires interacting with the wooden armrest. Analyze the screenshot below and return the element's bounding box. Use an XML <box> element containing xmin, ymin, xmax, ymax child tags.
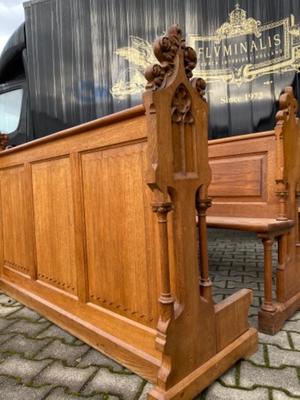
<box><xmin>206</xmin><ymin>216</ymin><xmax>294</xmax><ymax>234</ymax></box>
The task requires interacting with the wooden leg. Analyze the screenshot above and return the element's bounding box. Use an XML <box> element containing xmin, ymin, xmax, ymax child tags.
<box><xmin>260</xmin><ymin>236</ymin><xmax>276</xmax><ymax>313</ymax></box>
<box><xmin>276</xmin><ymin>234</ymin><xmax>287</xmax><ymax>303</ymax></box>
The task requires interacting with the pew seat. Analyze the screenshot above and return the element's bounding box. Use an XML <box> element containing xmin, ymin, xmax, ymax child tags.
<box><xmin>206</xmin><ymin>216</ymin><xmax>294</xmax><ymax>235</ymax></box>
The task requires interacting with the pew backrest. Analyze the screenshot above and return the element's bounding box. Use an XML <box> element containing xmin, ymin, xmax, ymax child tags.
<box><xmin>208</xmin><ymin>87</ymin><xmax>300</xmax><ymax>222</ymax></box>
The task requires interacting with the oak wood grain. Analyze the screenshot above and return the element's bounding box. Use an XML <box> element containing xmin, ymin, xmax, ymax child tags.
<box><xmin>0</xmin><ymin>25</ymin><xmax>257</xmax><ymax>399</ymax></box>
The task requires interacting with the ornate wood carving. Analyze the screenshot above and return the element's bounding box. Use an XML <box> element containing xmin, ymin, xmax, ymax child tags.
<box><xmin>144</xmin><ymin>25</ymin><xmax>199</xmax><ymax>92</ymax></box>
<box><xmin>275</xmin><ymin>87</ymin><xmax>298</xmax><ymax>127</ymax></box>
<box><xmin>171</xmin><ymin>84</ymin><xmax>194</xmax><ymax>125</ymax></box>
<box><xmin>275</xmin><ymin>86</ymin><xmax>299</xmax><ymax>220</ymax></box>
<box><xmin>145</xmin><ymin>25</ymin><xmax>207</xmax><ymax>181</ymax></box>
<box><xmin>144</xmin><ymin>24</ymin><xmax>257</xmax><ymax>398</ymax></box>
<box><xmin>0</xmin><ymin>134</ymin><xmax>8</xmax><ymax>151</ymax></box>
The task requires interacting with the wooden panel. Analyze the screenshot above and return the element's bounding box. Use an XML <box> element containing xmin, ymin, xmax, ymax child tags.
<box><xmin>208</xmin><ymin>132</ymin><xmax>278</xmax><ymax>218</ymax></box>
<box><xmin>0</xmin><ymin>166</ymin><xmax>31</xmax><ymax>276</ymax></box>
<box><xmin>215</xmin><ymin>289</ymin><xmax>252</xmax><ymax>352</ymax></box>
<box><xmin>82</xmin><ymin>142</ymin><xmax>159</xmax><ymax>327</ymax></box>
<box><xmin>0</xmin><ymin>108</ymin><xmax>147</xmax><ymax>170</ymax></box>
<box><xmin>32</xmin><ymin>157</ymin><xmax>77</xmax><ymax>295</ymax></box>
<box><xmin>210</xmin><ymin>154</ymin><xmax>266</xmax><ymax>199</ymax></box>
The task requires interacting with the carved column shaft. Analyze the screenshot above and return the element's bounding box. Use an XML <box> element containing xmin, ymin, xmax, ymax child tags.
<box><xmin>259</xmin><ymin>236</ymin><xmax>276</xmax><ymax>313</ymax></box>
<box><xmin>276</xmin><ymin>186</ymin><xmax>289</xmax><ymax>221</ymax></box>
<box><xmin>276</xmin><ymin>233</ymin><xmax>288</xmax><ymax>302</ymax></box>
<box><xmin>196</xmin><ymin>197</ymin><xmax>212</xmax><ymax>301</ymax></box>
<box><xmin>296</xmin><ymin>190</ymin><xmax>300</xmax><ymax>244</ymax></box>
<box><xmin>152</xmin><ymin>202</ymin><xmax>174</xmax><ymax>322</ymax></box>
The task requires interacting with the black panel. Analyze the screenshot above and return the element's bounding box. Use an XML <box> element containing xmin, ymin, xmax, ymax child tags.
<box><xmin>23</xmin><ymin>0</ymin><xmax>300</xmax><ymax>139</ymax></box>
<box><xmin>0</xmin><ymin>24</ymin><xmax>26</xmax><ymax>83</ymax></box>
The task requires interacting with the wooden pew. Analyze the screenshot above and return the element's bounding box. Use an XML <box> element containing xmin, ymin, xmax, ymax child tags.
<box><xmin>0</xmin><ymin>26</ymin><xmax>257</xmax><ymax>399</ymax></box>
<box><xmin>207</xmin><ymin>87</ymin><xmax>300</xmax><ymax>335</ymax></box>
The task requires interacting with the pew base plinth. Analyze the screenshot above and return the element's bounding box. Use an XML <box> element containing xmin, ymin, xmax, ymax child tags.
<box><xmin>258</xmin><ymin>293</ymin><xmax>300</xmax><ymax>335</ymax></box>
<box><xmin>148</xmin><ymin>328</ymin><xmax>258</xmax><ymax>400</ymax></box>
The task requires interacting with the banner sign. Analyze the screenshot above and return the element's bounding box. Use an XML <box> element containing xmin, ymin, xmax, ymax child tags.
<box><xmin>190</xmin><ymin>5</ymin><xmax>300</xmax><ymax>85</ymax></box>
<box><xmin>110</xmin><ymin>2</ymin><xmax>300</xmax><ymax>138</ymax></box>
<box><xmin>25</xmin><ymin>0</ymin><xmax>300</xmax><ymax>139</ymax></box>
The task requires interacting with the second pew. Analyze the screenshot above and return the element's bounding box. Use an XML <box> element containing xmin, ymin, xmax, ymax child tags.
<box><xmin>207</xmin><ymin>87</ymin><xmax>300</xmax><ymax>335</ymax></box>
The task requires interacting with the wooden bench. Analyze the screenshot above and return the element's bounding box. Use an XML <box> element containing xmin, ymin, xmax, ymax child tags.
<box><xmin>207</xmin><ymin>88</ymin><xmax>300</xmax><ymax>334</ymax></box>
<box><xmin>0</xmin><ymin>26</ymin><xmax>257</xmax><ymax>400</ymax></box>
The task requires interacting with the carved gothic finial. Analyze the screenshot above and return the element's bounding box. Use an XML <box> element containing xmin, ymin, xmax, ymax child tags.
<box><xmin>191</xmin><ymin>77</ymin><xmax>206</xmax><ymax>99</ymax></box>
<box><xmin>144</xmin><ymin>24</ymin><xmax>205</xmax><ymax>96</ymax></box>
<box><xmin>276</xmin><ymin>86</ymin><xmax>298</xmax><ymax>126</ymax></box>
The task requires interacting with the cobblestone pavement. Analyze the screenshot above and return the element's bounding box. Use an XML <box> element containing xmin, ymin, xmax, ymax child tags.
<box><xmin>0</xmin><ymin>229</ymin><xmax>298</xmax><ymax>399</ymax></box>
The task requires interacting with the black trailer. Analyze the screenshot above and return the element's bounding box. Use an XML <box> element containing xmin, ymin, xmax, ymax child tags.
<box><xmin>0</xmin><ymin>0</ymin><xmax>299</xmax><ymax>146</ymax></box>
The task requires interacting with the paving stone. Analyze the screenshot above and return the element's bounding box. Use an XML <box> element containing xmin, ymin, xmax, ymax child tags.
<box><xmin>73</xmin><ymin>339</ymin><xmax>85</xmax><ymax>345</ymax></box>
<box><xmin>213</xmin><ymin>281</ymin><xmax>227</xmax><ymax>289</ymax></box>
<box><xmin>231</xmin><ymin>281</ymin><xmax>260</xmax><ymax>291</ymax></box>
<box><xmin>77</xmin><ymin>349</ymin><xmax>123</xmax><ymax>371</ymax></box>
<box><xmin>211</xmin><ymin>270</ymin><xmax>230</xmax><ymax>277</ymax></box>
<box><xmin>213</xmin><ymin>294</ymin><xmax>224</xmax><ymax>303</ymax></box>
<box><xmin>82</xmin><ymin>368</ymin><xmax>143</xmax><ymax>400</ymax></box>
<box><xmin>243</xmin><ymin>276</ymin><xmax>263</xmax><ymax>284</ymax></box>
<box><xmin>37</xmin><ymin>325</ymin><xmax>76</xmax><ymax>344</ymax></box>
<box><xmin>253</xmin><ymin>296</ymin><xmax>262</xmax><ymax>307</ymax></box>
<box><xmin>258</xmin><ymin>331</ymin><xmax>291</xmax><ymax>349</ymax></box>
<box><xmin>33</xmin><ymin>361</ymin><xmax>96</xmax><ymax>392</ymax></box>
<box><xmin>246</xmin><ymin>344</ymin><xmax>266</xmax><ymax>365</ymax></box>
<box><xmin>0</xmin><ymin>334</ymin><xmax>52</xmax><ymax>358</ymax></box>
<box><xmin>138</xmin><ymin>382</ymin><xmax>153</xmax><ymax>399</ymax></box>
<box><xmin>289</xmin><ymin>332</ymin><xmax>300</xmax><ymax>350</ymax></box>
<box><xmin>213</xmin><ymin>276</ymin><xmax>242</xmax><ymax>283</ymax></box>
<box><xmin>289</xmin><ymin>312</ymin><xmax>300</xmax><ymax>321</ymax></box>
<box><xmin>0</xmin><ymin>293</ymin><xmax>18</xmax><ymax>306</ymax></box>
<box><xmin>231</xmin><ymin>271</ymin><xmax>258</xmax><ymax>278</ymax></box>
<box><xmin>35</xmin><ymin>339</ymin><xmax>89</xmax><ymax>365</ymax></box>
<box><xmin>283</xmin><ymin>320</ymin><xmax>300</xmax><ymax>332</ymax></box>
<box><xmin>205</xmin><ymin>382</ymin><xmax>269</xmax><ymax>400</ymax></box>
<box><xmin>44</xmin><ymin>387</ymin><xmax>115</xmax><ymax>399</ymax></box>
<box><xmin>7</xmin><ymin>306</ymin><xmax>42</xmax><ymax>321</ymax></box>
<box><xmin>0</xmin><ymin>354</ymin><xmax>52</xmax><ymax>383</ymax></box>
<box><xmin>0</xmin><ymin>376</ymin><xmax>51</xmax><ymax>400</ymax></box>
<box><xmin>239</xmin><ymin>362</ymin><xmax>300</xmax><ymax>396</ymax></box>
<box><xmin>268</xmin><ymin>345</ymin><xmax>300</xmax><ymax>368</ymax></box>
<box><xmin>272</xmin><ymin>390</ymin><xmax>300</xmax><ymax>399</ymax></box>
<box><xmin>231</xmin><ymin>261</ymin><xmax>247</xmax><ymax>268</ymax></box>
<box><xmin>219</xmin><ymin>365</ymin><xmax>236</xmax><ymax>386</ymax></box>
<box><xmin>0</xmin><ymin>304</ymin><xmax>22</xmax><ymax>317</ymax></box>
<box><xmin>0</xmin><ymin>318</ymin><xmax>18</xmax><ymax>332</ymax></box>
<box><xmin>0</xmin><ymin>333</ymin><xmax>16</xmax><ymax>345</ymax></box>
<box><xmin>249</xmin><ymin>315</ymin><xmax>258</xmax><ymax>329</ymax></box>
<box><xmin>249</xmin><ymin>306</ymin><xmax>259</xmax><ymax>316</ymax></box>
<box><xmin>3</xmin><ymin>320</ymin><xmax>50</xmax><ymax>337</ymax></box>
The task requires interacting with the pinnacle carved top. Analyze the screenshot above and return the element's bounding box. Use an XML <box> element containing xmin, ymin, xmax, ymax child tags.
<box><xmin>276</xmin><ymin>86</ymin><xmax>298</xmax><ymax>126</ymax></box>
<box><xmin>144</xmin><ymin>24</ymin><xmax>205</xmax><ymax>96</ymax></box>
